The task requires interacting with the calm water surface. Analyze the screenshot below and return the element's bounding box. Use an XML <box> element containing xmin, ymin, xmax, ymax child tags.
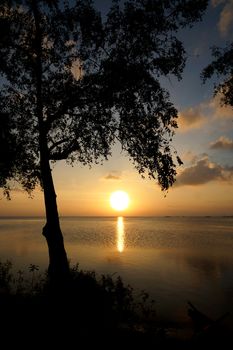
<box><xmin>0</xmin><ymin>216</ymin><xmax>233</xmax><ymax>326</ymax></box>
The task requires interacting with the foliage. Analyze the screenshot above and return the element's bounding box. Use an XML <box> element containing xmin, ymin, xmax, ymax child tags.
<box><xmin>67</xmin><ymin>263</ymin><xmax>156</xmax><ymax>324</ymax></box>
<box><xmin>202</xmin><ymin>42</ymin><xmax>233</xmax><ymax>107</ymax></box>
<box><xmin>0</xmin><ymin>0</ymin><xmax>208</xmax><ymax>280</ymax></box>
<box><xmin>0</xmin><ymin>260</ymin><xmax>13</xmax><ymax>293</ymax></box>
<box><xmin>0</xmin><ymin>260</ymin><xmax>230</xmax><ymax>347</ymax></box>
<box><xmin>0</xmin><ymin>260</ymin><xmax>156</xmax><ymax>328</ymax></box>
<box><xmin>0</xmin><ymin>260</ymin><xmax>45</xmax><ymax>294</ymax></box>
<box><xmin>0</xmin><ymin>0</ymin><xmax>208</xmax><ymax>196</ymax></box>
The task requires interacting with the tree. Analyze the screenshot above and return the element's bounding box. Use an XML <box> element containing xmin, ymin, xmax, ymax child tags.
<box><xmin>202</xmin><ymin>42</ymin><xmax>233</xmax><ymax>107</ymax></box>
<box><xmin>0</xmin><ymin>0</ymin><xmax>208</xmax><ymax>283</ymax></box>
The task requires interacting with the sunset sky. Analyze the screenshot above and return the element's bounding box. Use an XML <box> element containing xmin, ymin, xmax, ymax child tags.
<box><xmin>1</xmin><ymin>0</ymin><xmax>233</xmax><ymax>217</ymax></box>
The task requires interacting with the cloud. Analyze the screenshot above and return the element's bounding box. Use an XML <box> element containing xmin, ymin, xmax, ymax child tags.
<box><xmin>212</xmin><ymin>0</ymin><xmax>233</xmax><ymax>37</ymax></box>
<box><xmin>210</xmin><ymin>136</ymin><xmax>233</xmax><ymax>149</ymax></box>
<box><xmin>175</xmin><ymin>156</ymin><xmax>233</xmax><ymax>186</ymax></box>
<box><xmin>103</xmin><ymin>173</ymin><xmax>121</xmax><ymax>180</ymax></box>
<box><xmin>177</xmin><ymin>94</ymin><xmax>233</xmax><ymax>134</ymax></box>
<box><xmin>177</xmin><ymin>93</ymin><xmax>233</xmax><ymax>134</ymax></box>
<box><xmin>181</xmin><ymin>151</ymin><xmax>208</xmax><ymax>164</ymax></box>
<box><xmin>212</xmin><ymin>0</ymin><xmax>226</xmax><ymax>6</ymax></box>
<box><xmin>178</xmin><ymin>107</ymin><xmax>207</xmax><ymax>131</ymax></box>
<box><xmin>208</xmin><ymin>93</ymin><xmax>233</xmax><ymax>119</ymax></box>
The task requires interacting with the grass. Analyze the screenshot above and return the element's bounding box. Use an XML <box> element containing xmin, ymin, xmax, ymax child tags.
<box><xmin>0</xmin><ymin>260</ymin><xmax>231</xmax><ymax>348</ymax></box>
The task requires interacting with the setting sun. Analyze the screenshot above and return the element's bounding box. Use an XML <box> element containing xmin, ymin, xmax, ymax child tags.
<box><xmin>110</xmin><ymin>191</ymin><xmax>130</xmax><ymax>211</ymax></box>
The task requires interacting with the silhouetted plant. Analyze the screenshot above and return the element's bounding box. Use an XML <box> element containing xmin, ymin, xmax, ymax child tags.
<box><xmin>29</xmin><ymin>264</ymin><xmax>40</xmax><ymax>291</ymax></box>
<box><xmin>202</xmin><ymin>42</ymin><xmax>233</xmax><ymax>107</ymax></box>
<box><xmin>0</xmin><ymin>260</ymin><xmax>156</xmax><ymax>327</ymax></box>
<box><xmin>0</xmin><ymin>260</ymin><xmax>47</xmax><ymax>295</ymax></box>
<box><xmin>0</xmin><ymin>260</ymin><xmax>230</xmax><ymax>347</ymax></box>
<box><xmin>68</xmin><ymin>263</ymin><xmax>157</xmax><ymax>327</ymax></box>
<box><xmin>14</xmin><ymin>269</ymin><xmax>25</xmax><ymax>294</ymax></box>
<box><xmin>0</xmin><ymin>0</ymin><xmax>208</xmax><ymax>281</ymax></box>
<box><xmin>0</xmin><ymin>260</ymin><xmax>13</xmax><ymax>293</ymax></box>
<box><xmin>137</xmin><ymin>290</ymin><xmax>155</xmax><ymax>318</ymax></box>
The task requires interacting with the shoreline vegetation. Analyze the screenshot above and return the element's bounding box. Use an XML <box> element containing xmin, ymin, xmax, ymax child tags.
<box><xmin>0</xmin><ymin>260</ymin><xmax>231</xmax><ymax>348</ymax></box>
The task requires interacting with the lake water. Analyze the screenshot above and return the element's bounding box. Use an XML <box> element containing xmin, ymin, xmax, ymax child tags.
<box><xmin>0</xmin><ymin>216</ymin><xmax>233</xmax><ymax>328</ymax></box>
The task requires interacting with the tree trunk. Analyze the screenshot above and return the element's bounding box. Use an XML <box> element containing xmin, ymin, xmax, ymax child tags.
<box><xmin>39</xmin><ymin>122</ymin><xmax>70</xmax><ymax>285</ymax></box>
<box><xmin>40</xmin><ymin>147</ymin><xmax>70</xmax><ymax>284</ymax></box>
<box><xmin>32</xmin><ymin>0</ymin><xmax>69</xmax><ymax>285</ymax></box>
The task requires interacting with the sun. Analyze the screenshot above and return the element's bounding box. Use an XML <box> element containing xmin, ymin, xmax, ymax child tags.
<box><xmin>110</xmin><ymin>191</ymin><xmax>130</xmax><ymax>211</ymax></box>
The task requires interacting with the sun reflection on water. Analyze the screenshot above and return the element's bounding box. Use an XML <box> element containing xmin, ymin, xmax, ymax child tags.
<box><xmin>117</xmin><ymin>216</ymin><xmax>125</xmax><ymax>253</ymax></box>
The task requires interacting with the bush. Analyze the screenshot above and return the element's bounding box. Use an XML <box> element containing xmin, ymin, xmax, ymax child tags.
<box><xmin>0</xmin><ymin>259</ymin><xmax>157</xmax><ymax>332</ymax></box>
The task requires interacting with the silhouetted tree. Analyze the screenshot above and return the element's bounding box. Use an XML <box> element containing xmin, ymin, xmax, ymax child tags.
<box><xmin>202</xmin><ymin>42</ymin><xmax>233</xmax><ymax>107</ymax></box>
<box><xmin>0</xmin><ymin>0</ymin><xmax>208</xmax><ymax>283</ymax></box>
<box><xmin>0</xmin><ymin>113</ymin><xmax>13</xmax><ymax>198</ymax></box>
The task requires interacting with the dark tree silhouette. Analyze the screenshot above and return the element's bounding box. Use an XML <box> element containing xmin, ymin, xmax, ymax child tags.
<box><xmin>0</xmin><ymin>113</ymin><xmax>14</xmax><ymax>198</ymax></box>
<box><xmin>202</xmin><ymin>42</ymin><xmax>233</xmax><ymax>107</ymax></box>
<box><xmin>0</xmin><ymin>0</ymin><xmax>208</xmax><ymax>283</ymax></box>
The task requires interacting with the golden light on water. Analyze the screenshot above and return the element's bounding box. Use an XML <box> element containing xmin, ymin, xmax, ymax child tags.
<box><xmin>117</xmin><ymin>216</ymin><xmax>125</xmax><ymax>253</ymax></box>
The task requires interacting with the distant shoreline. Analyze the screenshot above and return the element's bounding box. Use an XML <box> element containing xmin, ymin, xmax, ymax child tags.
<box><xmin>0</xmin><ymin>215</ymin><xmax>233</xmax><ymax>219</ymax></box>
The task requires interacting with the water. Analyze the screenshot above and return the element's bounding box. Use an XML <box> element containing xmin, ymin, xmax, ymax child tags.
<box><xmin>0</xmin><ymin>216</ymin><xmax>233</xmax><ymax>327</ymax></box>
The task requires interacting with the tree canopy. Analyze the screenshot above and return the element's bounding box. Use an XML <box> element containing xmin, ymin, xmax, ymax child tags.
<box><xmin>202</xmin><ymin>42</ymin><xmax>233</xmax><ymax>107</ymax></box>
<box><xmin>0</xmin><ymin>0</ymin><xmax>208</xmax><ymax>279</ymax></box>
<box><xmin>0</xmin><ymin>0</ymin><xmax>208</xmax><ymax>196</ymax></box>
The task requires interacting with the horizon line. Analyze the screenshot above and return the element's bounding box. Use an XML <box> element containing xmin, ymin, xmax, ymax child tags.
<box><xmin>0</xmin><ymin>215</ymin><xmax>233</xmax><ymax>218</ymax></box>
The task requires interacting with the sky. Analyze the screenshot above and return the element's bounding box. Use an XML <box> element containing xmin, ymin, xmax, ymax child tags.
<box><xmin>1</xmin><ymin>0</ymin><xmax>233</xmax><ymax>217</ymax></box>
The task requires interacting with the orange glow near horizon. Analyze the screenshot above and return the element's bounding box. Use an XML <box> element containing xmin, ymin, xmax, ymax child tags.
<box><xmin>1</xmin><ymin>161</ymin><xmax>233</xmax><ymax>217</ymax></box>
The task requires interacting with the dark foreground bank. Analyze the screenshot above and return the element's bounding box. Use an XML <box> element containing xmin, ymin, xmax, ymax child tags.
<box><xmin>0</xmin><ymin>260</ymin><xmax>232</xmax><ymax>349</ymax></box>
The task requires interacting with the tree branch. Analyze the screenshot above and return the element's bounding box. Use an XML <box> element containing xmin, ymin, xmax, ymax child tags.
<box><xmin>48</xmin><ymin>137</ymin><xmax>71</xmax><ymax>152</ymax></box>
<box><xmin>45</xmin><ymin>94</ymin><xmax>80</xmax><ymax>130</ymax></box>
<box><xmin>49</xmin><ymin>140</ymin><xmax>80</xmax><ymax>160</ymax></box>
